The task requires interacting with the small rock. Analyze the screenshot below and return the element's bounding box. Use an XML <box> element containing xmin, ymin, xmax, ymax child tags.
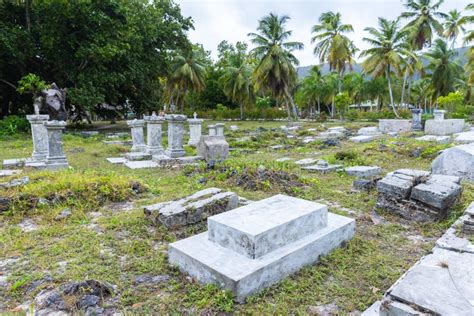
<box><xmin>369</xmin><ymin>210</ymin><xmax>385</xmax><ymax>225</ymax></box>
<box><xmin>323</xmin><ymin>138</ymin><xmax>340</xmax><ymax>147</ymax></box>
<box><xmin>410</xmin><ymin>147</ymin><xmax>422</xmax><ymax>158</ymax></box>
<box><xmin>307</xmin><ymin>303</ymin><xmax>339</xmax><ymax>315</ymax></box>
<box><xmin>77</xmin><ymin>295</ymin><xmax>100</xmax><ymax>310</ymax></box>
<box><xmin>134</xmin><ymin>274</ymin><xmax>170</xmax><ymax>285</ymax></box>
<box><xmin>55</xmin><ymin>209</ymin><xmax>72</xmax><ymax>220</ymax></box>
<box><xmin>198</xmin><ymin>177</ymin><xmax>207</xmax><ymax>184</ymax></box>
<box><xmin>0</xmin><ymin>197</ymin><xmax>11</xmax><ymax>213</ymax></box>
<box><xmin>35</xmin><ymin>289</ymin><xmax>66</xmax><ymax>310</ymax></box>
<box><xmin>0</xmin><ymin>176</ymin><xmax>29</xmax><ymax>189</ymax></box>
<box><xmin>18</xmin><ymin>219</ymin><xmax>38</xmax><ymax>232</ymax></box>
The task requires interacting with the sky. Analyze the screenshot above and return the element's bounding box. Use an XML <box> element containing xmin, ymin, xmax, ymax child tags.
<box><xmin>177</xmin><ymin>0</ymin><xmax>472</xmax><ymax>66</ymax></box>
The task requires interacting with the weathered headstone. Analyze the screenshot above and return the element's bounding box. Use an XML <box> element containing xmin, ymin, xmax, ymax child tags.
<box><xmin>127</xmin><ymin>119</ymin><xmax>146</xmax><ymax>153</ymax></box>
<box><xmin>197</xmin><ymin>135</ymin><xmax>229</xmax><ymax>162</ymax></box>
<box><xmin>144</xmin><ymin>113</ymin><xmax>165</xmax><ymax>155</ymax></box>
<box><xmin>165</xmin><ymin>114</ymin><xmax>187</xmax><ymax>158</ymax></box>
<box><xmin>433</xmin><ymin>109</ymin><xmax>445</xmax><ymax>121</ymax></box>
<box><xmin>27</xmin><ymin>114</ymin><xmax>49</xmax><ymax>161</ymax></box>
<box><xmin>411</xmin><ymin>108</ymin><xmax>422</xmax><ymax>131</ymax></box>
<box><xmin>188</xmin><ymin>116</ymin><xmax>203</xmax><ymax>146</ymax></box>
<box><xmin>168</xmin><ymin>194</ymin><xmax>355</xmax><ymax>302</ymax></box>
<box><xmin>215</xmin><ymin>123</ymin><xmax>225</xmax><ymax>137</ymax></box>
<box><xmin>208</xmin><ymin>125</ymin><xmax>217</xmax><ymax>136</ymax></box>
<box><xmin>44</xmin><ymin>120</ymin><xmax>69</xmax><ymax>169</ymax></box>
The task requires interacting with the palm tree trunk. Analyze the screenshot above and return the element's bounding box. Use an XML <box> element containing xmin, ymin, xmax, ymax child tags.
<box><xmin>331</xmin><ymin>96</ymin><xmax>335</xmax><ymax>118</ymax></box>
<box><xmin>385</xmin><ymin>66</ymin><xmax>399</xmax><ymax>117</ymax></box>
<box><xmin>284</xmin><ymin>88</ymin><xmax>299</xmax><ymax>120</ymax></box>
<box><xmin>317</xmin><ymin>98</ymin><xmax>320</xmax><ymax>115</ymax></box>
<box><xmin>400</xmin><ymin>68</ymin><xmax>409</xmax><ymax>107</ymax></box>
<box><xmin>239</xmin><ymin>102</ymin><xmax>243</xmax><ymax>120</ymax></box>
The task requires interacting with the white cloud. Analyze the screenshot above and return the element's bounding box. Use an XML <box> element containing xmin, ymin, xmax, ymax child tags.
<box><xmin>178</xmin><ymin>0</ymin><xmax>472</xmax><ymax>66</ymax></box>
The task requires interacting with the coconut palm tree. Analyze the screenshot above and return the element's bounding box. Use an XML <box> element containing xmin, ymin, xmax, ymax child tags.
<box><xmin>443</xmin><ymin>10</ymin><xmax>466</xmax><ymax>49</ymax></box>
<box><xmin>411</xmin><ymin>78</ymin><xmax>433</xmax><ymax>111</ymax></box>
<box><xmin>400</xmin><ymin>50</ymin><xmax>423</xmax><ymax>106</ymax></box>
<box><xmin>311</xmin><ymin>12</ymin><xmax>357</xmax><ymax>91</ymax></box>
<box><xmin>220</xmin><ymin>63</ymin><xmax>255</xmax><ymax>119</ymax></box>
<box><xmin>321</xmin><ymin>72</ymin><xmax>339</xmax><ymax>117</ymax></box>
<box><xmin>248</xmin><ymin>13</ymin><xmax>303</xmax><ymax>120</ymax></box>
<box><xmin>296</xmin><ymin>66</ymin><xmax>324</xmax><ymax>116</ymax></box>
<box><xmin>400</xmin><ymin>0</ymin><xmax>447</xmax><ymax>50</ymax></box>
<box><xmin>360</xmin><ymin>18</ymin><xmax>414</xmax><ymax>116</ymax></box>
<box><xmin>461</xmin><ymin>4</ymin><xmax>474</xmax><ymax>86</ymax></box>
<box><xmin>168</xmin><ymin>48</ymin><xmax>207</xmax><ymax>111</ymax></box>
<box><xmin>424</xmin><ymin>39</ymin><xmax>463</xmax><ymax>100</ymax></box>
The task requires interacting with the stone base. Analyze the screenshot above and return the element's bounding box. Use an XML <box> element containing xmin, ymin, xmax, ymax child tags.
<box><xmin>0</xmin><ymin>169</ymin><xmax>22</xmax><ymax>177</ymax></box>
<box><xmin>124</xmin><ymin>152</ymin><xmax>152</xmax><ymax>161</ymax></box>
<box><xmin>152</xmin><ymin>155</ymin><xmax>202</xmax><ymax>168</ymax></box>
<box><xmin>2</xmin><ymin>158</ymin><xmax>31</xmax><ymax>169</ymax></box>
<box><xmin>378</xmin><ymin>119</ymin><xmax>412</xmax><ymax>134</ymax></box>
<box><xmin>124</xmin><ymin>160</ymin><xmax>159</xmax><ymax>169</ymax></box>
<box><xmin>169</xmin><ymin>212</ymin><xmax>355</xmax><ymax>302</ymax></box>
<box><xmin>345</xmin><ymin>166</ymin><xmax>381</xmax><ymax>178</ymax></box>
<box><xmin>424</xmin><ymin>119</ymin><xmax>465</xmax><ymax>135</ymax></box>
<box><xmin>302</xmin><ymin>164</ymin><xmax>342</xmax><ymax>173</ymax></box>
<box><xmin>165</xmin><ymin>149</ymin><xmax>186</xmax><ymax>158</ymax></box>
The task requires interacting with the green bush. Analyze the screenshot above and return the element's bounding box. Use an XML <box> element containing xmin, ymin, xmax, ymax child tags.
<box><xmin>185</xmin><ymin>107</ymin><xmax>287</xmax><ymax>120</ymax></box>
<box><xmin>0</xmin><ymin>116</ymin><xmax>30</xmax><ymax>136</ymax></box>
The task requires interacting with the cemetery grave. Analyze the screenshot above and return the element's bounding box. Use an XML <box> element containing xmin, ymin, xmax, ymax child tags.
<box><xmin>1</xmin><ymin>119</ymin><xmax>473</xmax><ymax>315</ymax></box>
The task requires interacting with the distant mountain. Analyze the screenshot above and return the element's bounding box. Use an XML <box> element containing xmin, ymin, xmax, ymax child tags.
<box><xmin>297</xmin><ymin>47</ymin><xmax>469</xmax><ymax>79</ymax></box>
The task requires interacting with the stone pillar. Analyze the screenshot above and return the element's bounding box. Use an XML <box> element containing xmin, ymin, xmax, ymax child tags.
<box><xmin>208</xmin><ymin>125</ymin><xmax>217</xmax><ymax>136</ymax></box>
<box><xmin>127</xmin><ymin>119</ymin><xmax>146</xmax><ymax>152</ymax></box>
<box><xmin>27</xmin><ymin>114</ymin><xmax>49</xmax><ymax>161</ymax></box>
<box><xmin>144</xmin><ymin>114</ymin><xmax>165</xmax><ymax>155</ymax></box>
<box><xmin>188</xmin><ymin>118</ymin><xmax>203</xmax><ymax>146</ymax></box>
<box><xmin>433</xmin><ymin>109</ymin><xmax>445</xmax><ymax>121</ymax></box>
<box><xmin>45</xmin><ymin>120</ymin><xmax>69</xmax><ymax>169</ymax></box>
<box><xmin>215</xmin><ymin>123</ymin><xmax>225</xmax><ymax>137</ymax></box>
<box><xmin>165</xmin><ymin>114</ymin><xmax>187</xmax><ymax>158</ymax></box>
<box><xmin>411</xmin><ymin>108</ymin><xmax>422</xmax><ymax>131</ymax></box>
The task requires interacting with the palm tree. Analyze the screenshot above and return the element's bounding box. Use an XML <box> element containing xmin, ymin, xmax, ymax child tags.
<box><xmin>321</xmin><ymin>72</ymin><xmax>339</xmax><ymax>117</ymax></box>
<box><xmin>168</xmin><ymin>48</ymin><xmax>207</xmax><ymax>111</ymax></box>
<box><xmin>400</xmin><ymin>51</ymin><xmax>423</xmax><ymax>106</ymax></box>
<box><xmin>360</xmin><ymin>18</ymin><xmax>413</xmax><ymax>116</ymax></box>
<box><xmin>400</xmin><ymin>0</ymin><xmax>447</xmax><ymax>50</ymax></box>
<box><xmin>443</xmin><ymin>10</ymin><xmax>466</xmax><ymax>49</ymax></box>
<box><xmin>296</xmin><ymin>66</ymin><xmax>324</xmax><ymax>116</ymax></box>
<box><xmin>461</xmin><ymin>4</ymin><xmax>474</xmax><ymax>86</ymax></box>
<box><xmin>424</xmin><ymin>39</ymin><xmax>463</xmax><ymax>100</ymax></box>
<box><xmin>220</xmin><ymin>63</ymin><xmax>255</xmax><ymax>119</ymax></box>
<box><xmin>248</xmin><ymin>13</ymin><xmax>304</xmax><ymax>120</ymax></box>
<box><xmin>342</xmin><ymin>72</ymin><xmax>365</xmax><ymax>107</ymax></box>
<box><xmin>311</xmin><ymin>12</ymin><xmax>356</xmax><ymax>92</ymax></box>
<box><xmin>411</xmin><ymin>78</ymin><xmax>433</xmax><ymax>112</ymax></box>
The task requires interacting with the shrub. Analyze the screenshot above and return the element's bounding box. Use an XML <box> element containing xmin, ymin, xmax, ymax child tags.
<box><xmin>0</xmin><ymin>116</ymin><xmax>30</xmax><ymax>136</ymax></box>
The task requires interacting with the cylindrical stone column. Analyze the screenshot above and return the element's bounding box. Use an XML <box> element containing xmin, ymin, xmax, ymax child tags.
<box><xmin>188</xmin><ymin>118</ymin><xmax>203</xmax><ymax>146</ymax></box>
<box><xmin>144</xmin><ymin>114</ymin><xmax>165</xmax><ymax>155</ymax></box>
<box><xmin>208</xmin><ymin>125</ymin><xmax>217</xmax><ymax>136</ymax></box>
<box><xmin>165</xmin><ymin>114</ymin><xmax>187</xmax><ymax>158</ymax></box>
<box><xmin>127</xmin><ymin>119</ymin><xmax>146</xmax><ymax>152</ymax></box>
<box><xmin>215</xmin><ymin>123</ymin><xmax>225</xmax><ymax>137</ymax></box>
<box><xmin>411</xmin><ymin>108</ymin><xmax>422</xmax><ymax>131</ymax></box>
<box><xmin>27</xmin><ymin>114</ymin><xmax>50</xmax><ymax>161</ymax></box>
<box><xmin>45</xmin><ymin>120</ymin><xmax>69</xmax><ymax>169</ymax></box>
<box><xmin>433</xmin><ymin>109</ymin><xmax>445</xmax><ymax>121</ymax></box>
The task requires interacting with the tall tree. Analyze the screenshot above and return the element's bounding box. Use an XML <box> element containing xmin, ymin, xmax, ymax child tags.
<box><xmin>360</xmin><ymin>18</ymin><xmax>413</xmax><ymax>116</ymax></box>
<box><xmin>220</xmin><ymin>63</ymin><xmax>255</xmax><ymax>119</ymax></box>
<box><xmin>424</xmin><ymin>39</ymin><xmax>463</xmax><ymax>99</ymax></box>
<box><xmin>443</xmin><ymin>9</ymin><xmax>466</xmax><ymax>48</ymax></box>
<box><xmin>311</xmin><ymin>11</ymin><xmax>356</xmax><ymax>94</ymax></box>
<box><xmin>400</xmin><ymin>0</ymin><xmax>447</xmax><ymax>49</ymax></box>
<box><xmin>168</xmin><ymin>46</ymin><xmax>208</xmax><ymax>111</ymax></box>
<box><xmin>248</xmin><ymin>13</ymin><xmax>303</xmax><ymax>120</ymax></box>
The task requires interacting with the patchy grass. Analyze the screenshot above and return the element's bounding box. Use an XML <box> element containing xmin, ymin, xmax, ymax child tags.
<box><xmin>0</xmin><ymin>120</ymin><xmax>472</xmax><ymax>314</ymax></box>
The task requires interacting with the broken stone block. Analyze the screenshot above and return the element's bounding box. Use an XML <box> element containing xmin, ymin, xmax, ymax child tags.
<box><xmin>410</xmin><ymin>175</ymin><xmax>461</xmax><ymax>210</ymax></box>
<box><xmin>124</xmin><ymin>152</ymin><xmax>152</xmax><ymax>161</ymax></box>
<box><xmin>197</xmin><ymin>135</ymin><xmax>229</xmax><ymax>162</ymax></box>
<box><xmin>295</xmin><ymin>158</ymin><xmax>318</xmax><ymax>166</ymax></box>
<box><xmin>376</xmin><ymin>170</ymin><xmax>461</xmax><ymax>221</ymax></box>
<box><xmin>353</xmin><ymin>179</ymin><xmax>377</xmax><ymax>191</ymax></box>
<box><xmin>431</xmin><ymin>143</ymin><xmax>474</xmax><ymax>182</ymax></box>
<box><xmin>0</xmin><ymin>170</ymin><xmax>22</xmax><ymax>177</ymax></box>
<box><xmin>144</xmin><ymin>188</ymin><xmax>239</xmax><ymax>229</ymax></box>
<box><xmin>345</xmin><ymin>166</ymin><xmax>381</xmax><ymax>179</ymax></box>
<box><xmin>462</xmin><ymin>202</ymin><xmax>474</xmax><ymax>235</ymax></box>
<box><xmin>358</xmin><ymin>127</ymin><xmax>379</xmax><ymax>135</ymax></box>
<box><xmin>454</xmin><ymin>131</ymin><xmax>474</xmax><ymax>144</ymax></box>
<box><xmin>168</xmin><ymin>194</ymin><xmax>355</xmax><ymax>302</ymax></box>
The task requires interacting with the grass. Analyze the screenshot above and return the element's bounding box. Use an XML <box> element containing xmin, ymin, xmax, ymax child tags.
<box><xmin>0</xmin><ymin>119</ymin><xmax>472</xmax><ymax>314</ymax></box>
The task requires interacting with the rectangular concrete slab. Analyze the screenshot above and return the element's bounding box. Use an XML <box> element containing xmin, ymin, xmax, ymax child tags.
<box><xmin>106</xmin><ymin>157</ymin><xmax>126</xmax><ymax>164</ymax></box>
<box><xmin>425</xmin><ymin>119</ymin><xmax>465</xmax><ymax>135</ymax></box>
<box><xmin>349</xmin><ymin>135</ymin><xmax>376</xmax><ymax>143</ymax></box>
<box><xmin>410</xmin><ymin>176</ymin><xmax>461</xmax><ymax>209</ymax></box>
<box><xmin>124</xmin><ymin>160</ymin><xmax>159</xmax><ymax>169</ymax></box>
<box><xmin>169</xmin><ymin>212</ymin><xmax>355</xmax><ymax>302</ymax></box>
<box><xmin>207</xmin><ymin>195</ymin><xmax>328</xmax><ymax>258</ymax></box>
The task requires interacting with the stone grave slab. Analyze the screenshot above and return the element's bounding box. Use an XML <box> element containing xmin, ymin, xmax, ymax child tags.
<box><xmin>276</xmin><ymin>157</ymin><xmax>292</xmax><ymax>162</ymax></box>
<box><xmin>454</xmin><ymin>131</ymin><xmax>474</xmax><ymax>144</ymax></box>
<box><xmin>295</xmin><ymin>158</ymin><xmax>318</xmax><ymax>166</ymax></box>
<box><xmin>378</xmin><ymin>119</ymin><xmax>412</xmax><ymax>134</ymax></box>
<box><xmin>169</xmin><ymin>194</ymin><xmax>355</xmax><ymax>302</ymax></box>
<box><xmin>152</xmin><ymin>155</ymin><xmax>202</xmax><ymax>168</ymax></box>
<box><xmin>431</xmin><ymin>143</ymin><xmax>474</xmax><ymax>182</ymax></box>
<box><xmin>0</xmin><ymin>170</ymin><xmax>22</xmax><ymax>178</ymax></box>
<box><xmin>358</xmin><ymin>127</ymin><xmax>379</xmax><ymax>135</ymax></box>
<box><xmin>349</xmin><ymin>135</ymin><xmax>376</xmax><ymax>143</ymax></box>
<box><xmin>2</xmin><ymin>158</ymin><xmax>30</xmax><ymax>169</ymax></box>
<box><xmin>144</xmin><ymin>188</ymin><xmax>238</xmax><ymax>228</ymax></box>
<box><xmin>425</xmin><ymin>119</ymin><xmax>465</xmax><ymax>135</ymax></box>
<box><xmin>302</xmin><ymin>160</ymin><xmax>342</xmax><ymax>173</ymax></box>
<box><xmin>345</xmin><ymin>166</ymin><xmax>381</xmax><ymax>178</ymax></box>
<box><xmin>208</xmin><ymin>195</ymin><xmax>328</xmax><ymax>259</ymax></box>
<box><xmin>387</xmin><ymin>247</ymin><xmax>473</xmax><ymax>315</ymax></box>
<box><xmin>415</xmin><ymin>135</ymin><xmax>451</xmax><ymax>144</ymax></box>
<box><xmin>106</xmin><ymin>157</ymin><xmax>127</xmax><ymax>164</ymax></box>
<box><xmin>410</xmin><ymin>175</ymin><xmax>461</xmax><ymax>210</ymax></box>
<box><xmin>124</xmin><ymin>160</ymin><xmax>158</xmax><ymax>169</ymax></box>
<box><xmin>124</xmin><ymin>152</ymin><xmax>152</xmax><ymax>161</ymax></box>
